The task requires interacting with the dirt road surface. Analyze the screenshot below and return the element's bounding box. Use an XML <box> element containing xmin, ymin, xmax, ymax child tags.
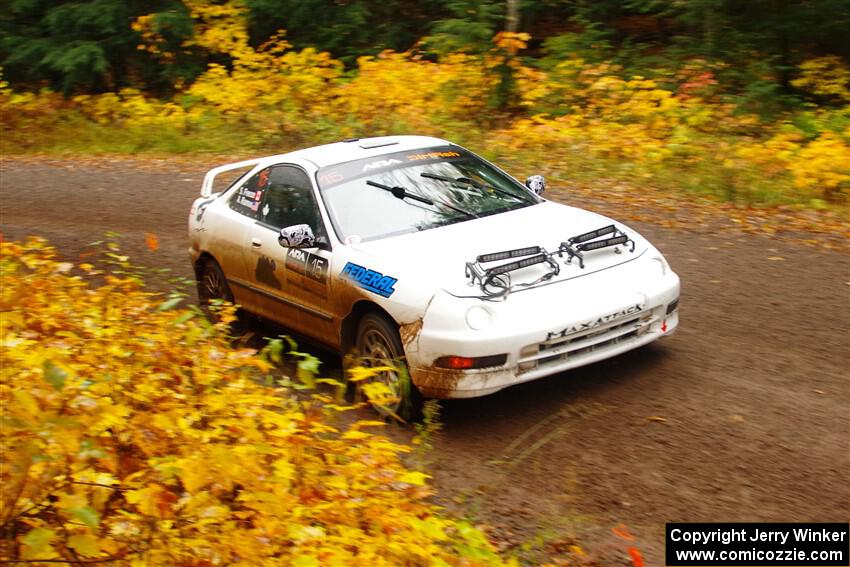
<box><xmin>2</xmin><ymin>157</ymin><xmax>848</xmax><ymax>565</ymax></box>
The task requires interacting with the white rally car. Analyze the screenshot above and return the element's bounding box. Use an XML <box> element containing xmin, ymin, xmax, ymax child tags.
<box><xmin>189</xmin><ymin>136</ymin><xmax>679</xmax><ymax>418</ymax></box>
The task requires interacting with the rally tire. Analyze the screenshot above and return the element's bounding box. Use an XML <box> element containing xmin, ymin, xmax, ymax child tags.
<box><xmin>197</xmin><ymin>258</ymin><xmax>235</xmax><ymax>318</ymax></box>
<box><xmin>354</xmin><ymin>313</ymin><xmax>423</xmax><ymax>422</ymax></box>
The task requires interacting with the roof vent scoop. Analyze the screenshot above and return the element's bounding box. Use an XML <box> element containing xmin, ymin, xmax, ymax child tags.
<box><xmin>358</xmin><ymin>138</ymin><xmax>399</xmax><ymax>150</ymax></box>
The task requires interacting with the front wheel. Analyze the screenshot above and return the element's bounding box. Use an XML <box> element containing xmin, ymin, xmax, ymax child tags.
<box><xmin>354</xmin><ymin>313</ymin><xmax>423</xmax><ymax>422</ymax></box>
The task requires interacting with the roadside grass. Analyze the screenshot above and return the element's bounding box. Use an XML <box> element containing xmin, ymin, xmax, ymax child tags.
<box><xmin>2</xmin><ymin>118</ymin><xmax>257</xmax><ymax>155</ymax></box>
<box><xmin>7</xmin><ymin>115</ymin><xmax>846</xmax><ymax>223</ymax></box>
<box><xmin>496</xmin><ymin>142</ymin><xmax>847</xmax><ymax>211</ymax></box>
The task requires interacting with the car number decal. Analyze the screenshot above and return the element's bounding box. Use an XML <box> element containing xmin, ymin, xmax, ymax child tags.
<box><xmin>341</xmin><ymin>262</ymin><xmax>397</xmax><ymax>298</ymax></box>
<box><xmin>286</xmin><ymin>249</ymin><xmax>328</xmax><ymax>284</ymax></box>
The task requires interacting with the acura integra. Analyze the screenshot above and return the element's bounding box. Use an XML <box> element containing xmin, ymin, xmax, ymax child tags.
<box><xmin>189</xmin><ymin>136</ymin><xmax>680</xmax><ymax>418</ymax></box>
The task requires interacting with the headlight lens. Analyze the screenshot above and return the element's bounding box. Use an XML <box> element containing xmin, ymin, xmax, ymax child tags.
<box><xmin>465</xmin><ymin>305</ymin><xmax>492</xmax><ymax>330</ymax></box>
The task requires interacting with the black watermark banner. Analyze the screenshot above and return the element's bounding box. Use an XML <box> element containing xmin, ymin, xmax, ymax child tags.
<box><xmin>666</xmin><ymin>523</ymin><xmax>849</xmax><ymax>566</ymax></box>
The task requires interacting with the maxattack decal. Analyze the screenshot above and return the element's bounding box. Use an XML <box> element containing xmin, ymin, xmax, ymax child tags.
<box><xmin>341</xmin><ymin>262</ymin><xmax>397</xmax><ymax>298</ymax></box>
<box><xmin>546</xmin><ymin>303</ymin><xmax>644</xmax><ymax>341</ymax></box>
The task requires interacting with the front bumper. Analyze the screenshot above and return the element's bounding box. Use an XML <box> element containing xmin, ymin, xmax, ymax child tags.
<box><xmin>406</xmin><ymin>258</ymin><xmax>680</xmax><ymax>399</ymax></box>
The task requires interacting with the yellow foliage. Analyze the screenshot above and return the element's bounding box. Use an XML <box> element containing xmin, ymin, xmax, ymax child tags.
<box><xmin>792</xmin><ymin>56</ymin><xmax>850</xmax><ymax>103</ymax></box>
<box><xmin>183</xmin><ymin>0</ymin><xmax>253</xmax><ymax>58</ymax></box>
<box><xmin>0</xmin><ymin>238</ymin><xmax>515</xmax><ymax>566</ymax></box>
<box><xmin>73</xmin><ymin>89</ymin><xmax>193</xmax><ymax>129</ymax></box>
<box><xmin>335</xmin><ymin>51</ymin><xmax>496</xmax><ymax>136</ymax></box>
<box><xmin>0</xmin><ymin>70</ymin><xmax>67</xmax><ymax>144</ymax></box>
<box><xmin>734</xmin><ymin>130</ymin><xmax>850</xmax><ymax>198</ymax></box>
<box><xmin>787</xmin><ymin>132</ymin><xmax>850</xmax><ymax>196</ymax></box>
<box><xmin>188</xmin><ymin>43</ymin><xmax>342</xmax><ymax>120</ymax></box>
<box><xmin>492</xmin><ymin>31</ymin><xmax>530</xmax><ymax>55</ymax></box>
<box><xmin>486</xmin><ymin>56</ymin><xmax>848</xmax><ymax>202</ymax></box>
<box><xmin>131</xmin><ymin>14</ymin><xmax>172</xmax><ymax>61</ymax></box>
<box><xmin>489</xmin><ymin>65</ymin><xmax>692</xmax><ymax>163</ymax></box>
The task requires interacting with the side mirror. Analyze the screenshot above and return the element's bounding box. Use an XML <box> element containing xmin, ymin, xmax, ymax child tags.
<box><xmin>278</xmin><ymin>224</ymin><xmax>315</xmax><ymax>248</ymax></box>
<box><xmin>525</xmin><ymin>175</ymin><xmax>545</xmax><ymax>195</ymax></box>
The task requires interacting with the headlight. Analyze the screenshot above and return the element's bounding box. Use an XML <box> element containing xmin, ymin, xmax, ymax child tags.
<box><xmin>465</xmin><ymin>305</ymin><xmax>493</xmax><ymax>330</ymax></box>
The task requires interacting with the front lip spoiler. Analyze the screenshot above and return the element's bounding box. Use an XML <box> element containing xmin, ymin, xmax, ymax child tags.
<box><xmin>409</xmin><ymin>322</ymin><xmax>671</xmax><ymax>399</ymax></box>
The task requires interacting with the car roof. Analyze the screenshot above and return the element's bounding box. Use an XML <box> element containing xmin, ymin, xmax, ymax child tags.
<box><xmin>261</xmin><ymin>135</ymin><xmax>453</xmax><ymax>168</ymax></box>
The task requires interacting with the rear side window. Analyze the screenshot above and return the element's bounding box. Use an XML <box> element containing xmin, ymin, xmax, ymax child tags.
<box><xmin>229</xmin><ymin>167</ymin><xmax>270</xmax><ymax>218</ymax></box>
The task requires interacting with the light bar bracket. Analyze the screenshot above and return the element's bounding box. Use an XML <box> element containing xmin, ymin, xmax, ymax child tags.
<box><xmin>463</xmin><ymin>225</ymin><xmax>634</xmax><ymax>299</ymax></box>
<box><xmin>465</xmin><ymin>247</ymin><xmax>560</xmax><ymax>299</ymax></box>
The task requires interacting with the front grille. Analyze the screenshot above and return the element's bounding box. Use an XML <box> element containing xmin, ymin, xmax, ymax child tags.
<box><xmin>518</xmin><ymin>311</ymin><xmax>657</xmax><ymax>373</ymax></box>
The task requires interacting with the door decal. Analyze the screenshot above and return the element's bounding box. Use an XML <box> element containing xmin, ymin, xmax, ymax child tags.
<box><xmin>286</xmin><ymin>248</ymin><xmax>329</xmax><ymax>284</ymax></box>
<box><xmin>255</xmin><ymin>256</ymin><xmax>282</xmax><ymax>289</ymax></box>
<box><xmin>340</xmin><ymin>262</ymin><xmax>397</xmax><ymax>298</ymax></box>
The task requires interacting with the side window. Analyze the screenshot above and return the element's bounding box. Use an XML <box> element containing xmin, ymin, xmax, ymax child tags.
<box><xmin>229</xmin><ymin>167</ymin><xmax>270</xmax><ymax>219</ymax></box>
<box><xmin>258</xmin><ymin>165</ymin><xmax>321</xmax><ymax>231</ymax></box>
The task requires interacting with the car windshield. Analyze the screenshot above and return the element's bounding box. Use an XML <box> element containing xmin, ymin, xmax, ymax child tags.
<box><xmin>317</xmin><ymin>146</ymin><xmax>539</xmax><ymax>242</ymax></box>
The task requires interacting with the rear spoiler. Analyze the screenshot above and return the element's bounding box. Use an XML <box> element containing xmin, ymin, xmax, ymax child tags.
<box><xmin>200</xmin><ymin>158</ymin><xmax>264</xmax><ymax>197</ymax></box>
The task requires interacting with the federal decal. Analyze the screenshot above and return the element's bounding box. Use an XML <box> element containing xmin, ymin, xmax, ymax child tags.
<box><xmin>341</xmin><ymin>262</ymin><xmax>397</xmax><ymax>298</ymax></box>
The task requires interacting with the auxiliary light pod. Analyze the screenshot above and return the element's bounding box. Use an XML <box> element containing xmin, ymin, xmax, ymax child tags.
<box><xmin>464</xmin><ymin>225</ymin><xmax>635</xmax><ymax>299</ymax></box>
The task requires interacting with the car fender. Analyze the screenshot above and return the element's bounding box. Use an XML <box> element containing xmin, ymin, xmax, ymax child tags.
<box><xmin>331</xmin><ymin>247</ymin><xmax>440</xmax><ymax>348</ymax></box>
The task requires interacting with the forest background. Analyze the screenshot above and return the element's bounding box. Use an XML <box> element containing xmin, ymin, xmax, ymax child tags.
<box><xmin>1</xmin><ymin>0</ymin><xmax>849</xmax><ymax>211</ymax></box>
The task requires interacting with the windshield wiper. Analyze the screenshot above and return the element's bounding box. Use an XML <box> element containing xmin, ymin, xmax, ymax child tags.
<box><xmin>420</xmin><ymin>172</ymin><xmax>535</xmax><ymax>204</ymax></box>
<box><xmin>366</xmin><ymin>180</ymin><xmax>476</xmax><ymax>219</ymax></box>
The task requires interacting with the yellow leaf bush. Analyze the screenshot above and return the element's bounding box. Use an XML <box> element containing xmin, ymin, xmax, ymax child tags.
<box><xmin>72</xmin><ymin>89</ymin><xmax>194</xmax><ymax>130</ymax></box>
<box><xmin>791</xmin><ymin>56</ymin><xmax>850</xmax><ymax>103</ymax></box>
<box><xmin>0</xmin><ymin>238</ymin><xmax>514</xmax><ymax>566</ymax></box>
<box><xmin>485</xmin><ymin>57</ymin><xmax>848</xmax><ymax>204</ymax></box>
<box><xmin>334</xmin><ymin>50</ymin><xmax>496</xmax><ymax>137</ymax></box>
<box><xmin>0</xmin><ymin>74</ymin><xmax>68</xmax><ymax>150</ymax></box>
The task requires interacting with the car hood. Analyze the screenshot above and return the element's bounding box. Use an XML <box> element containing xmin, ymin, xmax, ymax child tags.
<box><xmin>348</xmin><ymin>201</ymin><xmax>650</xmax><ymax>298</ymax></box>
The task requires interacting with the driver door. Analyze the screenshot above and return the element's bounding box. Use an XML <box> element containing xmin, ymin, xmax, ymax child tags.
<box><xmin>242</xmin><ymin>164</ymin><xmax>337</xmax><ymax>344</ymax></box>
